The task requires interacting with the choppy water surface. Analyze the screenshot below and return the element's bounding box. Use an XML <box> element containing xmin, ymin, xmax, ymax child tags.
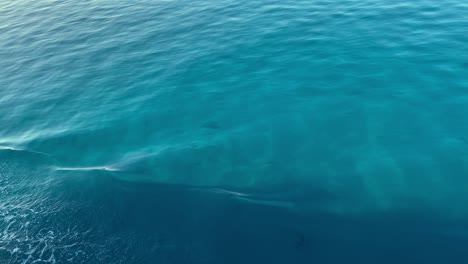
<box><xmin>1</xmin><ymin>0</ymin><xmax>468</xmax><ymax>263</ymax></box>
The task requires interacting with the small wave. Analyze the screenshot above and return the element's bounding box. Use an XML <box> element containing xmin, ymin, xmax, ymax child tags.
<box><xmin>204</xmin><ymin>188</ymin><xmax>250</xmax><ymax>197</ymax></box>
<box><xmin>51</xmin><ymin>166</ymin><xmax>120</xmax><ymax>172</ymax></box>
<box><xmin>194</xmin><ymin>187</ymin><xmax>295</xmax><ymax>209</ymax></box>
<box><xmin>0</xmin><ymin>146</ymin><xmax>51</xmax><ymax>158</ymax></box>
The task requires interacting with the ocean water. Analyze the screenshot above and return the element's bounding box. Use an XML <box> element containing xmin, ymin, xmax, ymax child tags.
<box><xmin>1</xmin><ymin>0</ymin><xmax>468</xmax><ymax>263</ymax></box>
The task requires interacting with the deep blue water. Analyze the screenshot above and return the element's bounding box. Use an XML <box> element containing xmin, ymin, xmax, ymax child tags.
<box><xmin>2</xmin><ymin>0</ymin><xmax>468</xmax><ymax>263</ymax></box>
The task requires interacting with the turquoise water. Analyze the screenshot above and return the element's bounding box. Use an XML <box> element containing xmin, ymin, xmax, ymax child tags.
<box><xmin>1</xmin><ymin>0</ymin><xmax>468</xmax><ymax>263</ymax></box>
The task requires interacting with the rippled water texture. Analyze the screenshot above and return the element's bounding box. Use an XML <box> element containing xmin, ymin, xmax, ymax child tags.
<box><xmin>1</xmin><ymin>0</ymin><xmax>468</xmax><ymax>263</ymax></box>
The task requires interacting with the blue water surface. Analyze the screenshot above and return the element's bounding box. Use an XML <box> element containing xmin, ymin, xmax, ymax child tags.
<box><xmin>1</xmin><ymin>0</ymin><xmax>468</xmax><ymax>263</ymax></box>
